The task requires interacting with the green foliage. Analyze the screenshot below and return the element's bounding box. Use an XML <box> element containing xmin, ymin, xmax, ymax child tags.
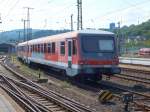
<box><xmin>116</xmin><ymin>19</ymin><xmax>150</xmax><ymax>39</ymax></box>
<box><xmin>125</xmin><ymin>39</ymin><xmax>150</xmax><ymax>48</ymax></box>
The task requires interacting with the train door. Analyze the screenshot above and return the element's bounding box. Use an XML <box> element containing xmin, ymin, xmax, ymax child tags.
<box><xmin>67</xmin><ymin>39</ymin><xmax>72</xmax><ymax>68</ymax></box>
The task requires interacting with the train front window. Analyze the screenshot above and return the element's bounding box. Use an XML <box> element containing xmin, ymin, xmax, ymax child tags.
<box><xmin>82</xmin><ymin>36</ymin><xmax>114</xmax><ymax>52</ymax></box>
<box><xmin>99</xmin><ymin>40</ymin><xmax>114</xmax><ymax>51</ymax></box>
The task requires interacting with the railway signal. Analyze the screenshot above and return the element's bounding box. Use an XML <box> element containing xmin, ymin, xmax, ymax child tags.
<box><xmin>122</xmin><ymin>92</ymin><xmax>133</xmax><ymax>112</ymax></box>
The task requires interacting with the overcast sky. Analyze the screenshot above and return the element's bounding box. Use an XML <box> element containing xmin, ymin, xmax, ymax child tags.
<box><xmin>0</xmin><ymin>0</ymin><xmax>150</xmax><ymax>31</ymax></box>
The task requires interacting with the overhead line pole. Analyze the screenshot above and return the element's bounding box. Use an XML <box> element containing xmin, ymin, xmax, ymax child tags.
<box><xmin>21</xmin><ymin>19</ymin><xmax>27</xmax><ymax>42</ymax></box>
<box><xmin>77</xmin><ymin>0</ymin><xmax>83</xmax><ymax>30</ymax></box>
<box><xmin>23</xmin><ymin>7</ymin><xmax>33</xmax><ymax>64</ymax></box>
<box><xmin>24</xmin><ymin>7</ymin><xmax>33</xmax><ymax>41</ymax></box>
<box><xmin>0</xmin><ymin>13</ymin><xmax>2</xmax><ymax>24</ymax></box>
<box><xmin>117</xmin><ymin>22</ymin><xmax>121</xmax><ymax>56</ymax></box>
<box><xmin>17</xmin><ymin>31</ymin><xmax>21</xmax><ymax>43</ymax></box>
<box><xmin>23</xmin><ymin>20</ymin><xmax>26</xmax><ymax>42</ymax></box>
<box><xmin>71</xmin><ymin>14</ymin><xmax>73</xmax><ymax>31</ymax></box>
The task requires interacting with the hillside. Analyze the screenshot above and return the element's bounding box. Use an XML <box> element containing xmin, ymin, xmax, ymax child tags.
<box><xmin>114</xmin><ymin>19</ymin><xmax>150</xmax><ymax>39</ymax></box>
<box><xmin>0</xmin><ymin>29</ymin><xmax>70</xmax><ymax>43</ymax></box>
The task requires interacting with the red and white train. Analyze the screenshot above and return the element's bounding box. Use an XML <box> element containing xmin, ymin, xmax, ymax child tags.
<box><xmin>17</xmin><ymin>30</ymin><xmax>121</xmax><ymax>81</ymax></box>
<box><xmin>139</xmin><ymin>48</ymin><xmax>150</xmax><ymax>56</ymax></box>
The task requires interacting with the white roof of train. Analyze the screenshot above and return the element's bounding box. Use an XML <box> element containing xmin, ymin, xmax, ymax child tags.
<box><xmin>18</xmin><ymin>30</ymin><xmax>114</xmax><ymax>46</ymax></box>
<box><xmin>77</xmin><ymin>30</ymin><xmax>114</xmax><ymax>35</ymax></box>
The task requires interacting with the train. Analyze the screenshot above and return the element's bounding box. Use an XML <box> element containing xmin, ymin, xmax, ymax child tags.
<box><xmin>17</xmin><ymin>30</ymin><xmax>121</xmax><ymax>81</ymax></box>
<box><xmin>139</xmin><ymin>48</ymin><xmax>150</xmax><ymax>56</ymax></box>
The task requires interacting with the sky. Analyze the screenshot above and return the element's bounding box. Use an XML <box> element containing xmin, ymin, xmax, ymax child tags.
<box><xmin>0</xmin><ymin>0</ymin><xmax>150</xmax><ymax>31</ymax></box>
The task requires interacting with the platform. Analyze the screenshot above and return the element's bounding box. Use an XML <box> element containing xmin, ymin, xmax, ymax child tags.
<box><xmin>0</xmin><ymin>88</ymin><xmax>24</xmax><ymax>112</ymax></box>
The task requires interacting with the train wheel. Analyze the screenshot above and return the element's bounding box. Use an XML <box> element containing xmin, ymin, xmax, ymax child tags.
<box><xmin>61</xmin><ymin>70</ymin><xmax>67</xmax><ymax>80</ymax></box>
<box><xmin>79</xmin><ymin>74</ymin><xmax>87</xmax><ymax>83</ymax></box>
<box><xmin>93</xmin><ymin>74</ymin><xmax>102</xmax><ymax>82</ymax></box>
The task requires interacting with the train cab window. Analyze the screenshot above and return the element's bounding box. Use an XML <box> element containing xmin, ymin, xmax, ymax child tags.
<box><xmin>72</xmin><ymin>40</ymin><xmax>77</xmax><ymax>55</ymax></box>
<box><xmin>60</xmin><ymin>41</ymin><xmax>65</xmax><ymax>55</ymax></box>
<box><xmin>52</xmin><ymin>42</ymin><xmax>55</xmax><ymax>53</ymax></box>
<box><xmin>47</xmin><ymin>43</ymin><xmax>51</xmax><ymax>53</ymax></box>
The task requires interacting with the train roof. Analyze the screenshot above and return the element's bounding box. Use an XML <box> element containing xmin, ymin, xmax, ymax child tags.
<box><xmin>18</xmin><ymin>30</ymin><xmax>114</xmax><ymax>46</ymax></box>
<box><xmin>76</xmin><ymin>30</ymin><xmax>114</xmax><ymax>35</ymax></box>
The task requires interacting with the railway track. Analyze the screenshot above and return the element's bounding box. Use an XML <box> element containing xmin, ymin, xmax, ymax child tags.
<box><xmin>110</xmin><ymin>65</ymin><xmax>150</xmax><ymax>86</ymax></box>
<box><xmin>113</xmin><ymin>73</ymin><xmax>150</xmax><ymax>85</ymax></box>
<box><xmin>121</xmin><ymin>67</ymin><xmax>150</xmax><ymax>75</ymax></box>
<box><xmin>0</xmin><ymin>75</ymin><xmax>95</xmax><ymax>112</ymax></box>
<box><xmin>0</xmin><ymin>57</ymin><xmax>95</xmax><ymax>112</ymax></box>
<box><xmin>1</xmin><ymin>55</ymin><xmax>150</xmax><ymax>111</ymax></box>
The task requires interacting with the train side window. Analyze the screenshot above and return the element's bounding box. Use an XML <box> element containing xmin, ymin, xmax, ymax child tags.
<box><xmin>38</xmin><ymin>44</ymin><xmax>40</xmax><ymax>52</ymax></box>
<box><xmin>34</xmin><ymin>45</ymin><xmax>35</xmax><ymax>52</ymax></box>
<box><xmin>35</xmin><ymin>45</ymin><xmax>37</xmax><ymax>52</ymax></box>
<box><xmin>52</xmin><ymin>42</ymin><xmax>55</xmax><ymax>53</ymax></box>
<box><xmin>44</xmin><ymin>43</ymin><xmax>47</xmax><ymax>53</ymax></box>
<box><xmin>30</xmin><ymin>46</ymin><xmax>31</xmax><ymax>52</ymax></box>
<box><xmin>73</xmin><ymin>40</ymin><xmax>77</xmax><ymax>55</ymax></box>
<box><xmin>29</xmin><ymin>46</ymin><xmax>31</xmax><ymax>52</ymax></box>
<box><xmin>41</xmin><ymin>44</ymin><xmax>43</xmax><ymax>53</ymax></box>
<box><xmin>60</xmin><ymin>41</ymin><xmax>65</xmax><ymax>55</ymax></box>
<box><xmin>34</xmin><ymin>45</ymin><xmax>36</xmax><ymax>52</ymax></box>
<box><xmin>32</xmin><ymin>45</ymin><xmax>34</xmax><ymax>52</ymax></box>
<box><xmin>48</xmin><ymin>43</ymin><xmax>51</xmax><ymax>53</ymax></box>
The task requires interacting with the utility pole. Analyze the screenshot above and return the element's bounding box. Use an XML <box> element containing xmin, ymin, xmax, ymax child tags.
<box><xmin>77</xmin><ymin>0</ymin><xmax>82</xmax><ymax>30</ymax></box>
<box><xmin>21</xmin><ymin>19</ymin><xmax>27</xmax><ymax>42</ymax></box>
<box><xmin>71</xmin><ymin>14</ymin><xmax>73</xmax><ymax>31</ymax></box>
<box><xmin>17</xmin><ymin>31</ymin><xmax>21</xmax><ymax>43</ymax></box>
<box><xmin>0</xmin><ymin>13</ymin><xmax>2</xmax><ymax>24</ymax></box>
<box><xmin>117</xmin><ymin>22</ymin><xmax>121</xmax><ymax>56</ymax></box>
<box><xmin>24</xmin><ymin>7</ymin><xmax>33</xmax><ymax>41</ymax></box>
<box><xmin>23</xmin><ymin>20</ymin><xmax>26</xmax><ymax>42</ymax></box>
<box><xmin>24</xmin><ymin>7</ymin><xmax>33</xmax><ymax>64</ymax></box>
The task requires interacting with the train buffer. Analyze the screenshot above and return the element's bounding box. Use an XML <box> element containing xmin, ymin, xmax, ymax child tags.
<box><xmin>98</xmin><ymin>90</ymin><xmax>113</xmax><ymax>103</ymax></box>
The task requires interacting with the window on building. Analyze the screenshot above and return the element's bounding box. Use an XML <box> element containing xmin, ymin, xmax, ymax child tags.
<box><xmin>60</xmin><ymin>41</ymin><xmax>65</xmax><ymax>55</ymax></box>
<box><xmin>72</xmin><ymin>40</ymin><xmax>77</xmax><ymax>55</ymax></box>
<box><xmin>52</xmin><ymin>42</ymin><xmax>55</xmax><ymax>53</ymax></box>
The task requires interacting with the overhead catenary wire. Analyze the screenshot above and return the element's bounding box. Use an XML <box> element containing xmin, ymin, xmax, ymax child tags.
<box><xmin>5</xmin><ymin>0</ymin><xmax>20</xmax><ymax>18</ymax></box>
<box><xmin>95</xmin><ymin>0</ymin><xmax>150</xmax><ymax>20</ymax></box>
<box><xmin>84</xmin><ymin>0</ymin><xmax>150</xmax><ymax>26</ymax></box>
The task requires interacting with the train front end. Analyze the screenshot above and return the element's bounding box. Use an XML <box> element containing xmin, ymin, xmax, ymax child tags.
<box><xmin>77</xmin><ymin>31</ymin><xmax>121</xmax><ymax>80</ymax></box>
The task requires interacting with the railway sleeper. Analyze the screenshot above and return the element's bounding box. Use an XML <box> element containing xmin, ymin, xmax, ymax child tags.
<box><xmin>46</xmin><ymin>105</ymin><xmax>58</xmax><ymax>108</ymax></box>
<box><xmin>39</xmin><ymin>100</ymin><xmax>52</xmax><ymax>104</ymax></box>
<box><xmin>37</xmin><ymin>98</ymin><xmax>51</xmax><ymax>102</ymax></box>
<box><xmin>29</xmin><ymin>94</ymin><xmax>44</xmax><ymax>99</ymax></box>
<box><xmin>48</xmin><ymin>107</ymin><xmax>64</xmax><ymax>111</ymax></box>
